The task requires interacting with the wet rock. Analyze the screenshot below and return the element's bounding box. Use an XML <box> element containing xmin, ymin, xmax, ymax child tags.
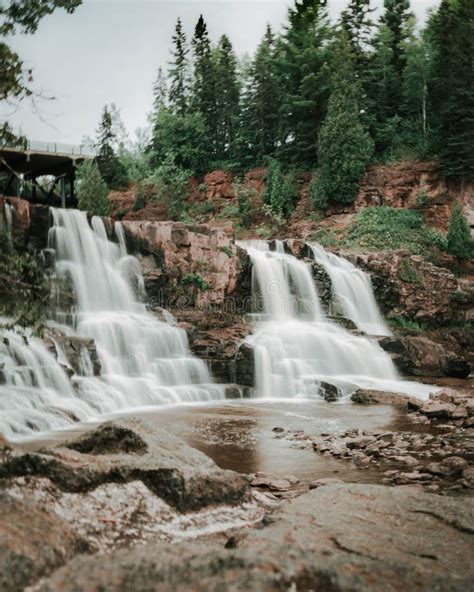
<box><xmin>462</xmin><ymin>467</ymin><xmax>474</xmax><ymax>483</ymax></box>
<box><xmin>38</xmin><ymin>484</ymin><xmax>474</xmax><ymax>592</ymax></box>
<box><xmin>309</xmin><ymin>478</ymin><xmax>344</xmax><ymax>489</ymax></box>
<box><xmin>0</xmin><ymin>418</ymin><xmax>249</xmax><ymax>512</ymax></box>
<box><xmin>351</xmin><ymin>389</ymin><xmax>419</xmax><ymax>407</ymax></box>
<box><xmin>346</xmin><ymin>436</ymin><xmax>377</xmax><ymax>450</ymax></box>
<box><xmin>421</xmin><ymin>399</ymin><xmax>457</xmax><ymax>419</ymax></box>
<box><xmin>233</xmin><ymin>342</ymin><xmax>255</xmax><ymax>387</ymax></box>
<box><xmin>0</xmin><ymin>491</ymin><xmax>88</xmax><ymax>592</ymax></box>
<box><xmin>320</xmin><ymin>381</ymin><xmax>340</xmax><ymax>402</ymax></box>
<box><xmin>427</xmin><ymin>457</ymin><xmax>468</xmax><ymax>477</ymax></box>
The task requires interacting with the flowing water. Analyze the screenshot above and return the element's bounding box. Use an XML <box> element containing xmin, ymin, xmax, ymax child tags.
<box><xmin>309</xmin><ymin>243</ymin><xmax>391</xmax><ymax>336</ymax></box>
<box><xmin>239</xmin><ymin>241</ymin><xmax>434</xmax><ymax>400</ymax></box>
<box><xmin>1</xmin><ymin>207</ymin><xmax>435</xmax><ymax>440</ymax></box>
<box><xmin>0</xmin><ymin>208</ymin><xmax>223</xmax><ymax>439</ymax></box>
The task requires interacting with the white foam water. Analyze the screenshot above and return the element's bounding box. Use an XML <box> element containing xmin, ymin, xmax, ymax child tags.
<box><xmin>239</xmin><ymin>241</ymin><xmax>434</xmax><ymax>401</ymax></box>
<box><xmin>0</xmin><ymin>208</ymin><xmax>223</xmax><ymax>439</ymax></box>
<box><xmin>309</xmin><ymin>243</ymin><xmax>391</xmax><ymax>336</ymax></box>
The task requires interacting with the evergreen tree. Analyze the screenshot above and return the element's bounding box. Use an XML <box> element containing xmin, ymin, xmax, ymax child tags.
<box><xmin>151</xmin><ymin>107</ymin><xmax>209</xmax><ymax>173</ymax></box>
<box><xmin>191</xmin><ymin>15</ymin><xmax>217</xmax><ymax>139</ymax></box>
<box><xmin>276</xmin><ymin>0</ymin><xmax>332</xmax><ymax>167</ymax></box>
<box><xmin>263</xmin><ymin>159</ymin><xmax>298</xmax><ymax>219</ymax></box>
<box><xmin>76</xmin><ymin>160</ymin><xmax>110</xmax><ymax>216</ymax></box>
<box><xmin>429</xmin><ymin>0</ymin><xmax>474</xmax><ymax>181</ymax></box>
<box><xmin>311</xmin><ymin>34</ymin><xmax>373</xmax><ymax>208</ymax></box>
<box><xmin>151</xmin><ymin>152</ymin><xmax>191</xmax><ymax>220</ymax></box>
<box><xmin>168</xmin><ymin>17</ymin><xmax>189</xmax><ymax>115</ymax></box>
<box><xmin>380</xmin><ymin>0</ymin><xmax>412</xmax><ymax>78</ymax></box>
<box><xmin>214</xmin><ymin>35</ymin><xmax>240</xmax><ymax>162</ymax></box>
<box><xmin>240</xmin><ymin>25</ymin><xmax>281</xmax><ymax>164</ymax></box>
<box><xmin>96</xmin><ymin>105</ymin><xmax>130</xmax><ymax>190</ymax></box>
<box><xmin>446</xmin><ymin>202</ymin><xmax>473</xmax><ymax>260</ymax></box>
<box><xmin>341</xmin><ymin>0</ymin><xmax>375</xmax><ymax>66</ymax></box>
<box><xmin>152</xmin><ymin>67</ymin><xmax>168</xmax><ymax>117</ymax></box>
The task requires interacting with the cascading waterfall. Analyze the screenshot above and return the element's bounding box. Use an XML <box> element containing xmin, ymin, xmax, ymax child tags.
<box><xmin>0</xmin><ymin>208</ymin><xmax>223</xmax><ymax>439</ymax></box>
<box><xmin>309</xmin><ymin>243</ymin><xmax>391</xmax><ymax>336</ymax></box>
<box><xmin>240</xmin><ymin>241</ymin><xmax>434</xmax><ymax>400</ymax></box>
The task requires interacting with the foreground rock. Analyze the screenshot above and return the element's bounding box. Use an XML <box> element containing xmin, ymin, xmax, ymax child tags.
<box><xmin>0</xmin><ymin>418</ymin><xmax>249</xmax><ymax>512</ymax></box>
<box><xmin>0</xmin><ymin>492</ymin><xmax>89</xmax><ymax>592</ymax></box>
<box><xmin>38</xmin><ymin>484</ymin><xmax>474</xmax><ymax>591</ymax></box>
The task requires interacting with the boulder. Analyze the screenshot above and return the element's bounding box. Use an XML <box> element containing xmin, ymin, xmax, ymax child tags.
<box><xmin>0</xmin><ymin>492</ymin><xmax>88</xmax><ymax>592</ymax></box>
<box><xmin>38</xmin><ymin>484</ymin><xmax>474</xmax><ymax>592</ymax></box>
<box><xmin>0</xmin><ymin>418</ymin><xmax>249</xmax><ymax>512</ymax></box>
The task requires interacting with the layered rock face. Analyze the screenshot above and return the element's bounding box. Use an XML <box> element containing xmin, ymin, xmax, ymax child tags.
<box><xmin>121</xmin><ymin>220</ymin><xmax>250</xmax><ymax>309</ymax></box>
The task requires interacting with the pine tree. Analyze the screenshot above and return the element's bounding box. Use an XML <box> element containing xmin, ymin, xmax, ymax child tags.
<box><xmin>277</xmin><ymin>0</ymin><xmax>332</xmax><ymax>167</ymax></box>
<box><xmin>214</xmin><ymin>35</ymin><xmax>240</xmax><ymax>162</ymax></box>
<box><xmin>311</xmin><ymin>34</ymin><xmax>373</xmax><ymax>208</ymax></box>
<box><xmin>152</xmin><ymin>67</ymin><xmax>168</xmax><ymax>117</ymax></box>
<box><xmin>96</xmin><ymin>105</ymin><xmax>129</xmax><ymax>190</ymax></box>
<box><xmin>446</xmin><ymin>202</ymin><xmax>473</xmax><ymax>260</ymax></box>
<box><xmin>429</xmin><ymin>0</ymin><xmax>474</xmax><ymax>181</ymax></box>
<box><xmin>76</xmin><ymin>160</ymin><xmax>110</xmax><ymax>217</ymax></box>
<box><xmin>191</xmin><ymin>15</ymin><xmax>216</xmax><ymax>130</ymax></box>
<box><xmin>168</xmin><ymin>17</ymin><xmax>189</xmax><ymax>115</ymax></box>
<box><xmin>380</xmin><ymin>0</ymin><xmax>412</xmax><ymax>78</ymax></box>
<box><xmin>240</xmin><ymin>25</ymin><xmax>281</xmax><ymax>164</ymax></box>
<box><xmin>341</xmin><ymin>0</ymin><xmax>375</xmax><ymax>66</ymax></box>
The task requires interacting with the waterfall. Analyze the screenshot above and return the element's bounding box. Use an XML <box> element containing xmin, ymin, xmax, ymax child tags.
<box><xmin>1</xmin><ymin>209</ymin><xmax>223</xmax><ymax>439</ymax></box>
<box><xmin>309</xmin><ymin>243</ymin><xmax>391</xmax><ymax>336</ymax></box>
<box><xmin>240</xmin><ymin>241</ymin><xmax>433</xmax><ymax>400</ymax></box>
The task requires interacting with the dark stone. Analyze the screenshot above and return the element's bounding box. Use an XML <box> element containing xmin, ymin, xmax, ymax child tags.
<box><xmin>0</xmin><ymin>418</ymin><xmax>249</xmax><ymax>512</ymax></box>
<box><xmin>442</xmin><ymin>356</ymin><xmax>471</xmax><ymax>379</ymax></box>
<box><xmin>320</xmin><ymin>381</ymin><xmax>340</xmax><ymax>402</ymax></box>
<box><xmin>233</xmin><ymin>342</ymin><xmax>255</xmax><ymax>387</ymax></box>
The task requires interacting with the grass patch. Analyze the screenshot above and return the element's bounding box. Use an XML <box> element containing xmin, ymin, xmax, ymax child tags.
<box><xmin>342</xmin><ymin>207</ymin><xmax>446</xmax><ymax>258</ymax></box>
<box><xmin>181</xmin><ymin>273</ymin><xmax>210</xmax><ymax>291</ymax></box>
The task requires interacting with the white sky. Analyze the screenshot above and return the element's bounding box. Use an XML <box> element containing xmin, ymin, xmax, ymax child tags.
<box><xmin>2</xmin><ymin>0</ymin><xmax>439</xmax><ymax>145</ymax></box>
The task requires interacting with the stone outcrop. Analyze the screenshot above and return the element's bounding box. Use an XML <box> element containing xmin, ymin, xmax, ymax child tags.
<box><xmin>0</xmin><ymin>418</ymin><xmax>249</xmax><ymax>512</ymax></box>
<box><xmin>379</xmin><ymin>334</ymin><xmax>471</xmax><ymax>378</ymax></box>
<box><xmin>37</xmin><ymin>484</ymin><xmax>474</xmax><ymax>592</ymax></box>
<box><xmin>121</xmin><ymin>220</ymin><xmax>249</xmax><ymax>308</ymax></box>
<box><xmin>345</xmin><ymin>250</ymin><xmax>473</xmax><ymax>324</ymax></box>
<box><xmin>0</xmin><ymin>491</ymin><xmax>89</xmax><ymax>592</ymax></box>
<box><xmin>44</xmin><ymin>328</ymin><xmax>102</xmax><ymax>377</ymax></box>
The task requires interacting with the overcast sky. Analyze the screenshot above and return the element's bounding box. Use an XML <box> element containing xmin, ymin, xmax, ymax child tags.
<box><xmin>2</xmin><ymin>0</ymin><xmax>439</xmax><ymax>145</ymax></box>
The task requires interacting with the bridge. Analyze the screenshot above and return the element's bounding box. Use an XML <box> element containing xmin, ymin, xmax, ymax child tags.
<box><xmin>0</xmin><ymin>141</ymin><xmax>95</xmax><ymax>207</ymax></box>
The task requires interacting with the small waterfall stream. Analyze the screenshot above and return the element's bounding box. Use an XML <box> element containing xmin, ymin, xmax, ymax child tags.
<box><xmin>309</xmin><ymin>243</ymin><xmax>391</xmax><ymax>336</ymax></box>
<box><xmin>0</xmin><ymin>208</ymin><xmax>223</xmax><ymax>439</ymax></box>
<box><xmin>240</xmin><ymin>241</ymin><xmax>433</xmax><ymax>400</ymax></box>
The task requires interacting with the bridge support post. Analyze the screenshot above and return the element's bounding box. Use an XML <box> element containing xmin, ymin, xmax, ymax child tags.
<box><xmin>60</xmin><ymin>177</ymin><xmax>66</xmax><ymax>208</ymax></box>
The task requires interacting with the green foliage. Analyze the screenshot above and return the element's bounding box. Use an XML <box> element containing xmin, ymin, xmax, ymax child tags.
<box><xmin>388</xmin><ymin>316</ymin><xmax>424</xmax><ymax>332</ymax></box>
<box><xmin>151</xmin><ymin>108</ymin><xmax>210</xmax><ymax>173</ymax></box>
<box><xmin>168</xmin><ymin>17</ymin><xmax>190</xmax><ymax>115</ymax></box>
<box><xmin>189</xmin><ymin>200</ymin><xmax>216</xmax><ymax>216</ymax></box>
<box><xmin>311</xmin><ymin>34</ymin><xmax>373</xmax><ymax>207</ymax></box>
<box><xmin>0</xmin><ymin>231</ymin><xmax>48</xmax><ymax>330</ymax></box>
<box><xmin>234</xmin><ymin>180</ymin><xmax>257</xmax><ymax>227</ymax></box>
<box><xmin>133</xmin><ymin>181</ymin><xmax>145</xmax><ymax>211</ymax></box>
<box><xmin>414</xmin><ymin>190</ymin><xmax>428</xmax><ymax>209</ymax></box>
<box><xmin>311</xmin><ymin>227</ymin><xmax>338</xmax><ymax>248</ymax></box>
<box><xmin>96</xmin><ymin>105</ymin><xmax>130</xmax><ymax>190</ymax></box>
<box><xmin>397</xmin><ymin>258</ymin><xmax>424</xmax><ymax>285</ymax></box>
<box><xmin>76</xmin><ymin>160</ymin><xmax>111</xmax><ymax>216</ymax></box>
<box><xmin>181</xmin><ymin>273</ymin><xmax>210</xmax><ymax>291</ymax></box>
<box><xmin>263</xmin><ymin>159</ymin><xmax>298</xmax><ymax>218</ymax></box>
<box><xmin>446</xmin><ymin>202</ymin><xmax>473</xmax><ymax>261</ymax></box>
<box><xmin>198</xmin><ymin>183</ymin><xmax>207</xmax><ymax>192</ymax></box>
<box><xmin>220</xmin><ymin>245</ymin><xmax>234</xmax><ymax>258</ymax></box>
<box><xmin>343</xmin><ymin>206</ymin><xmax>447</xmax><ymax>256</ymax></box>
<box><xmin>429</xmin><ymin>0</ymin><xmax>474</xmax><ymax>181</ymax></box>
<box><xmin>151</xmin><ymin>152</ymin><xmax>191</xmax><ymax>220</ymax></box>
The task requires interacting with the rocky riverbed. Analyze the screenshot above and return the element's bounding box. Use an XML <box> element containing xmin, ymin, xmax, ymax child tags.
<box><xmin>1</xmin><ymin>395</ymin><xmax>474</xmax><ymax>591</ymax></box>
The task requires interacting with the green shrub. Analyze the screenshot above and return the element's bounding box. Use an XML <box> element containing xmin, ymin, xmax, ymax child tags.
<box><xmin>263</xmin><ymin>159</ymin><xmax>298</xmax><ymax>218</ymax></box>
<box><xmin>76</xmin><ymin>160</ymin><xmax>111</xmax><ymax>217</ymax></box>
<box><xmin>181</xmin><ymin>273</ymin><xmax>210</xmax><ymax>291</ymax></box>
<box><xmin>342</xmin><ymin>207</ymin><xmax>447</xmax><ymax>257</ymax></box>
<box><xmin>220</xmin><ymin>245</ymin><xmax>234</xmax><ymax>258</ymax></box>
<box><xmin>133</xmin><ymin>181</ymin><xmax>145</xmax><ymax>211</ymax></box>
<box><xmin>388</xmin><ymin>316</ymin><xmax>424</xmax><ymax>332</ymax></box>
<box><xmin>151</xmin><ymin>152</ymin><xmax>191</xmax><ymax>220</ymax></box>
<box><xmin>190</xmin><ymin>200</ymin><xmax>216</xmax><ymax>216</ymax></box>
<box><xmin>446</xmin><ymin>202</ymin><xmax>473</xmax><ymax>261</ymax></box>
<box><xmin>397</xmin><ymin>259</ymin><xmax>424</xmax><ymax>286</ymax></box>
<box><xmin>414</xmin><ymin>190</ymin><xmax>429</xmax><ymax>209</ymax></box>
<box><xmin>311</xmin><ymin>227</ymin><xmax>338</xmax><ymax>248</ymax></box>
<box><xmin>198</xmin><ymin>183</ymin><xmax>207</xmax><ymax>192</ymax></box>
<box><xmin>219</xmin><ymin>203</ymin><xmax>240</xmax><ymax>218</ymax></box>
<box><xmin>234</xmin><ymin>180</ymin><xmax>257</xmax><ymax>228</ymax></box>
